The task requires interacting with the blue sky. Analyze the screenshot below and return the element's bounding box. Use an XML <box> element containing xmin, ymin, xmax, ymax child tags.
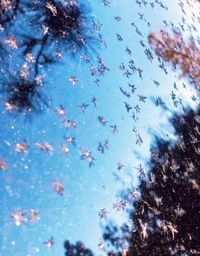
<box><xmin>0</xmin><ymin>0</ymin><xmax>199</xmax><ymax>255</ymax></box>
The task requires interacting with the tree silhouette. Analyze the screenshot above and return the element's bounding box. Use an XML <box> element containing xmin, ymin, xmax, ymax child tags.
<box><xmin>20</xmin><ymin>0</ymin><xmax>96</xmax><ymax>75</ymax></box>
<box><xmin>128</xmin><ymin>106</ymin><xmax>200</xmax><ymax>255</ymax></box>
<box><xmin>149</xmin><ymin>30</ymin><xmax>200</xmax><ymax>88</ymax></box>
<box><xmin>0</xmin><ymin>0</ymin><xmax>99</xmax><ymax>113</ymax></box>
<box><xmin>2</xmin><ymin>77</ymin><xmax>47</xmax><ymax>112</ymax></box>
<box><xmin>102</xmin><ymin>106</ymin><xmax>200</xmax><ymax>256</ymax></box>
<box><xmin>64</xmin><ymin>240</ymin><xmax>94</xmax><ymax>256</ymax></box>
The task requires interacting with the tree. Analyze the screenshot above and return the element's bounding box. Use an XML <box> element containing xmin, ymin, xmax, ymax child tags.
<box><xmin>64</xmin><ymin>240</ymin><xmax>94</xmax><ymax>256</ymax></box>
<box><xmin>102</xmin><ymin>106</ymin><xmax>200</xmax><ymax>256</ymax></box>
<box><xmin>127</xmin><ymin>106</ymin><xmax>200</xmax><ymax>255</ymax></box>
<box><xmin>149</xmin><ymin>30</ymin><xmax>200</xmax><ymax>88</ymax></box>
<box><xmin>0</xmin><ymin>0</ymin><xmax>99</xmax><ymax>113</ymax></box>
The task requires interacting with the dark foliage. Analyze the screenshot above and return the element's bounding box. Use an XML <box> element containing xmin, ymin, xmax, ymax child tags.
<box><xmin>3</xmin><ymin>78</ymin><xmax>47</xmax><ymax>112</ymax></box>
<box><xmin>0</xmin><ymin>0</ymin><xmax>98</xmax><ymax>113</ymax></box>
<box><xmin>38</xmin><ymin>0</ymin><xmax>87</xmax><ymax>46</ymax></box>
<box><xmin>21</xmin><ymin>0</ymin><xmax>95</xmax><ymax>67</ymax></box>
<box><xmin>103</xmin><ymin>107</ymin><xmax>200</xmax><ymax>255</ymax></box>
<box><xmin>103</xmin><ymin>222</ymin><xmax>130</xmax><ymax>255</ymax></box>
<box><xmin>64</xmin><ymin>240</ymin><xmax>94</xmax><ymax>256</ymax></box>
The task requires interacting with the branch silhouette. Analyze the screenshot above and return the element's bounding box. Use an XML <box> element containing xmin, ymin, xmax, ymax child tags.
<box><xmin>0</xmin><ymin>0</ymin><xmax>99</xmax><ymax>113</ymax></box>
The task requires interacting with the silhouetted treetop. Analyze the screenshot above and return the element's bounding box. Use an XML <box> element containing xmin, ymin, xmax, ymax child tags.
<box><xmin>0</xmin><ymin>0</ymin><xmax>100</xmax><ymax>113</ymax></box>
<box><xmin>2</xmin><ymin>77</ymin><xmax>47</xmax><ymax>112</ymax></box>
<box><xmin>64</xmin><ymin>240</ymin><xmax>94</xmax><ymax>256</ymax></box>
<box><xmin>100</xmin><ymin>107</ymin><xmax>200</xmax><ymax>256</ymax></box>
<box><xmin>24</xmin><ymin>0</ymin><xmax>94</xmax><ymax>50</ymax></box>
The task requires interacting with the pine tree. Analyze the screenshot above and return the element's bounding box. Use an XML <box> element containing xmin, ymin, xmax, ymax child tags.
<box><xmin>103</xmin><ymin>107</ymin><xmax>200</xmax><ymax>256</ymax></box>
<box><xmin>64</xmin><ymin>240</ymin><xmax>94</xmax><ymax>256</ymax></box>
<box><xmin>0</xmin><ymin>0</ymin><xmax>98</xmax><ymax>113</ymax></box>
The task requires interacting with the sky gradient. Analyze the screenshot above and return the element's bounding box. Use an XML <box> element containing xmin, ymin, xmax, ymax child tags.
<box><xmin>0</xmin><ymin>0</ymin><xmax>199</xmax><ymax>255</ymax></box>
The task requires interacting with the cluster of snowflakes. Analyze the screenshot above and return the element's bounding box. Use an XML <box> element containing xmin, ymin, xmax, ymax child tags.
<box><xmin>0</xmin><ymin>0</ymin><xmax>200</xmax><ymax>252</ymax></box>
